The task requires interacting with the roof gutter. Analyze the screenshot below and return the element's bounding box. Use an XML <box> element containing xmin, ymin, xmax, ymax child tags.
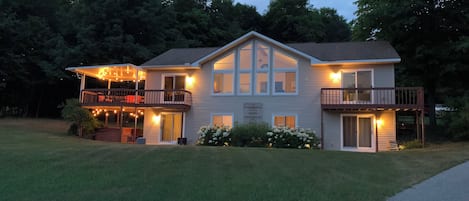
<box><xmin>312</xmin><ymin>58</ymin><xmax>401</xmax><ymax>66</ymax></box>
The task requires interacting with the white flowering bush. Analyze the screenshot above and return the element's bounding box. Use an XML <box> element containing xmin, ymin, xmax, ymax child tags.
<box><xmin>196</xmin><ymin>124</ymin><xmax>320</xmax><ymax>149</ymax></box>
<box><xmin>196</xmin><ymin>125</ymin><xmax>231</xmax><ymax>146</ymax></box>
<box><xmin>267</xmin><ymin>127</ymin><xmax>320</xmax><ymax>149</ymax></box>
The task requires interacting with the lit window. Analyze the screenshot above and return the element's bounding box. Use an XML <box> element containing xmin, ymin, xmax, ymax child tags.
<box><xmin>273</xmin><ymin>115</ymin><xmax>296</xmax><ymax>128</ymax></box>
<box><xmin>238</xmin><ymin>43</ymin><xmax>252</xmax><ymax>94</ymax></box>
<box><xmin>212</xmin><ymin>114</ymin><xmax>233</xmax><ymax>128</ymax></box>
<box><xmin>213</xmin><ymin>52</ymin><xmax>234</xmax><ymax>94</ymax></box>
<box><xmin>255</xmin><ymin>42</ymin><xmax>270</xmax><ymax>95</ymax></box>
<box><xmin>273</xmin><ymin>50</ymin><xmax>297</xmax><ymax>94</ymax></box>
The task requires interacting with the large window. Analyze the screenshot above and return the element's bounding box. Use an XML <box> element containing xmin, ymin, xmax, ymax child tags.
<box><xmin>255</xmin><ymin>42</ymin><xmax>270</xmax><ymax>95</ymax></box>
<box><xmin>238</xmin><ymin>43</ymin><xmax>252</xmax><ymax>95</ymax></box>
<box><xmin>273</xmin><ymin>50</ymin><xmax>298</xmax><ymax>94</ymax></box>
<box><xmin>211</xmin><ymin>113</ymin><xmax>233</xmax><ymax>128</ymax></box>
<box><xmin>213</xmin><ymin>52</ymin><xmax>235</xmax><ymax>94</ymax></box>
<box><xmin>272</xmin><ymin>114</ymin><xmax>296</xmax><ymax>128</ymax></box>
<box><xmin>342</xmin><ymin>115</ymin><xmax>374</xmax><ymax>151</ymax></box>
<box><xmin>212</xmin><ymin>40</ymin><xmax>298</xmax><ymax>96</ymax></box>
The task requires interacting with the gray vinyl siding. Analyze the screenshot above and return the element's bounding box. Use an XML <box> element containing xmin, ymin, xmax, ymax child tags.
<box><xmin>143</xmin><ymin>41</ymin><xmax>397</xmax><ymax>150</ymax></box>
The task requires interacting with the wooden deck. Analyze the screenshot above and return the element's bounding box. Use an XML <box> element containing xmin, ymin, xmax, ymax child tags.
<box><xmin>81</xmin><ymin>89</ymin><xmax>192</xmax><ymax>111</ymax></box>
<box><xmin>321</xmin><ymin>87</ymin><xmax>424</xmax><ymax>111</ymax></box>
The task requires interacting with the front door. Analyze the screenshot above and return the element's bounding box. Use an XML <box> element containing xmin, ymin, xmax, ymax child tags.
<box><xmin>163</xmin><ymin>75</ymin><xmax>186</xmax><ymax>102</ymax></box>
<box><xmin>161</xmin><ymin>113</ymin><xmax>183</xmax><ymax>143</ymax></box>
<box><xmin>342</xmin><ymin>115</ymin><xmax>374</xmax><ymax>151</ymax></box>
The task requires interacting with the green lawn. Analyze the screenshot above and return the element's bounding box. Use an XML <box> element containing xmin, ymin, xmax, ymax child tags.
<box><xmin>1</xmin><ymin>119</ymin><xmax>468</xmax><ymax>201</ymax></box>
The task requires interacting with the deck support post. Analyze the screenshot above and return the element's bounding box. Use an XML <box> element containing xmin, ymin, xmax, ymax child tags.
<box><xmin>79</xmin><ymin>74</ymin><xmax>86</xmax><ymax>102</ymax></box>
<box><xmin>375</xmin><ymin>116</ymin><xmax>379</xmax><ymax>152</ymax></box>
<box><xmin>320</xmin><ymin>110</ymin><xmax>324</xmax><ymax>150</ymax></box>
<box><xmin>135</xmin><ymin>68</ymin><xmax>139</xmax><ymax>104</ymax></box>
<box><xmin>421</xmin><ymin>110</ymin><xmax>425</xmax><ymax>148</ymax></box>
<box><xmin>119</xmin><ymin>105</ymin><xmax>124</xmax><ymax>129</ymax></box>
<box><xmin>107</xmin><ymin>79</ymin><xmax>111</xmax><ymax>96</ymax></box>
<box><xmin>415</xmin><ymin>111</ymin><xmax>420</xmax><ymax>140</ymax></box>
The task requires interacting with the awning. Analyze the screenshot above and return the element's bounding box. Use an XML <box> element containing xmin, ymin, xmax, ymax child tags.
<box><xmin>66</xmin><ymin>63</ymin><xmax>146</xmax><ymax>81</ymax></box>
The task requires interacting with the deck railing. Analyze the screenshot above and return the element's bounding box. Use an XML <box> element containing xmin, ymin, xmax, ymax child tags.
<box><xmin>81</xmin><ymin>89</ymin><xmax>192</xmax><ymax>107</ymax></box>
<box><xmin>321</xmin><ymin>87</ymin><xmax>424</xmax><ymax>110</ymax></box>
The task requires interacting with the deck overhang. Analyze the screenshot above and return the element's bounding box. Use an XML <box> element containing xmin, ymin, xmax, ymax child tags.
<box><xmin>66</xmin><ymin>63</ymin><xmax>146</xmax><ymax>81</ymax></box>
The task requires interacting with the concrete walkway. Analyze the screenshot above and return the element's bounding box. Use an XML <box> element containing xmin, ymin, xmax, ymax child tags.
<box><xmin>388</xmin><ymin>161</ymin><xmax>469</xmax><ymax>201</ymax></box>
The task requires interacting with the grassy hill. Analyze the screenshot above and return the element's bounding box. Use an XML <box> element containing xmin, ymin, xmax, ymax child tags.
<box><xmin>0</xmin><ymin>118</ymin><xmax>468</xmax><ymax>201</ymax></box>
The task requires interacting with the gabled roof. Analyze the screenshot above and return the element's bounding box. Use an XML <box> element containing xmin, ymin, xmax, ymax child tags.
<box><xmin>287</xmin><ymin>41</ymin><xmax>400</xmax><ymax>62</ymax></box>
<box><xmin>140</xmin><ymin>47</ymin><xmax>218</xmax><ymax>67</ymax></box>
<box><xmin>191</xmin><ymin>31</ymin><xmax>321</xmax><ymax>66</ymax></box>
<box><xmin>140</xmin><ymin>31</ymin><xmax>401</xmax><ymax>68</ymax></box>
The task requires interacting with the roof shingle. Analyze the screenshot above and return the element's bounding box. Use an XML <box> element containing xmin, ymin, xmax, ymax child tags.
<box><xmin>140</xmin><ymin>41</ymin><xmax>399</xmax><ymax>66</ymax></box>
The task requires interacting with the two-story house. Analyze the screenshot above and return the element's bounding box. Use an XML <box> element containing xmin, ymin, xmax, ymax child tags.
<box><xmin>67</xmin><ymin>31</ymin><xmax>424</xmax><ymax>152</ymax></box>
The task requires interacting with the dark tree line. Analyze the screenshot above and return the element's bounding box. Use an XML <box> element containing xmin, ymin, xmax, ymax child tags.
<box><xmin>353</xmin><ymin>0</ymin><xmax>469</xmax><ymax>139</ymax></box>
<box><xmin>0</xmin><ymin>0</ymin><xmax>350</xmax><ymax>117</ymax></box>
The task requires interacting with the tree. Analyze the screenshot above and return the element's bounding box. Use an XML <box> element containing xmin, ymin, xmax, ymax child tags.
<box><xmin>353</xmin><ymin>0</ymin><xmax>469</xmax><ymax>127</ymax></box>
<box><xmin>318</xmin><ymin>8</ymin><xmax>351</xmax><ymax>42</ymax></box>
<box><xmin>262</xmin><ymin>0</ymin><xmax>351</xmax><ymax>43</ymax></box>
<box><xmin>61</xmin><ymin>99</ymin><xmax>99</xmax><ymax>137</ymax></box>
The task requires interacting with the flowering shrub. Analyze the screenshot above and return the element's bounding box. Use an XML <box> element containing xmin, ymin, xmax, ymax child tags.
<box><xmin>196</xmin><ymin>126</ymin><xmax>231</xmax><ymax>146</ymax></box>
<box><xmin>197</xmin><ymin>124</ymin><xmax>320</xmax><ymax>149</ymax></box>
<box><xmin>231</xmin><ymin>122</ymin><xmax>270</xmax><ymax>147</ymax></box>
<box><xmin>267</xmin><ymin>127</ymin><xmax>320</xmax><ymax>149</ymax></box>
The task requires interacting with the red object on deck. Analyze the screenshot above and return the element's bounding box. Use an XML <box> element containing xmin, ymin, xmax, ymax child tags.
<box><xmin>125</xmin><ymin>95</ymin><xmax>142</xmax><ymax>103</ymax></box>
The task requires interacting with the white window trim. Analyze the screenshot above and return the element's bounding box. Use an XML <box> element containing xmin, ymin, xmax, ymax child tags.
<box><xmin>210</xmin><ymin>113</ymin><xmax>234</xmax><ymax>128</ymax></box>
<box><xmin>211</xmin><ymin>52</ymin><xmax>235</xmax><ymax>96</ymax></box>
<box><xmin>271</xmin><ymin>113</ymin><xmax>298</xmax><ymax>128</ymax></box>
<box><xmin>340</xmin><ymin>114</ymin><xmax>376</xmax><ymax>153</ymax></box>
<box><xmin>160</xmin><ymin>73</ymin><xmax>188</xmax><ymax>90</ymax></box>
<box><xmin>237</xmin><ymin>41</ymin><xmax>253</xmax><ymax>96</ymax></box>
<box><xmin>340</xmin><ymin>69</ymin><xmax>374</xmax><ymax>103</ymax></box>
<box><xmin>271</xmin><ymin>49</ymin><xmax>299</xmax><ymax>96</ymax></box>
<box><xmin>159</xmin><ymin>112</ymin><xmax>184</xmax><ymax>145</ymax></box>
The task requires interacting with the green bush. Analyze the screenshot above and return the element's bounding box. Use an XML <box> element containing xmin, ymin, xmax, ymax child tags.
<box><xmin>60</xmin><ymin>99</ymin><xmax>100</xmax><ymax>137</ymax></box>
<box><xmin>443</xmin><ymin>96</ymin><xmax>469</xmax><ymax>141</ymax></box>
<box><xmin>231</xmin><ymin>122</ymin><xmax>270</xmax><ymax>147</ymax></box>
<box><xmin>401</xmin><ymin>140</ymin><xmax>423</xmax><ymax>149</ymax></box>
<box><xmin>196</xmin><ymin>126</ymin><xmax>231</xmax><ymax>146</ymax></box>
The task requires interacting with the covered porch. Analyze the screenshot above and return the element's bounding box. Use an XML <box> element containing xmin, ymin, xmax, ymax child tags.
<box><xmin>66</xmin><ymin>64</ymin><xmax>191</xmax><ymax>144</ymax></box>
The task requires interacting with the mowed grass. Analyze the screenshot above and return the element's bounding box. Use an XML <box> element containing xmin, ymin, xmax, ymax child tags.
<box><xmin>0</xmin><ymin>119</ymin><xmax>468</xmax><ymax>201</ymax></box>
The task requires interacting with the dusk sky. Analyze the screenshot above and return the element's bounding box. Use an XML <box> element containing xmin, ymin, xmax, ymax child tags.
<box><xmin>234</xmin><ymin>0</ymin><xmax>357</xmax><ymax>21</ymax></box>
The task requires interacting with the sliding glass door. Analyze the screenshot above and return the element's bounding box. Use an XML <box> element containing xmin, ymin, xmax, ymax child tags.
<box><xmin>342</xmin><ymin>70</ymin><xmax>372</xmax><ymax>103</ymax></box>
<box><xmin>342</xmin><ymin>115</ymin><xmax>374</xmax><ymax>151</ymax></box>
<box><xmin>161</xmin><ymin>113</ymin><xmax>183</xmax><ymax>143</ymax></box>
<box><xmin>163</xmin><ymin>75</ymin><xmax>186</xmax><ymax>102</ymax></box>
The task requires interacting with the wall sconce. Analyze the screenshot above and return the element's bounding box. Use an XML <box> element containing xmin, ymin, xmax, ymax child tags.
<box><xmin>152</xmin><ymin>115</ymin><xmax>161</xmax><ymax>124</ymax></box>
<box><xmin>186</xmin><ymin>76</ymin><xmax>194</xmax><ymax>88</ymax></box>
<box><xmin>376</xmin><ymin>119</ymin><xmax>383</xmax><ymax>127</ymax></box>
<box><xmin>330</xmin><ymin>72</ymin><xmax>341</xmax><ymax>83</ymax></box>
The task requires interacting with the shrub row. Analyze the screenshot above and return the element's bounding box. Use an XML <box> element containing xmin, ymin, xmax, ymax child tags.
<box><xmin>196</xmin><ymin>123</ymin><xmax>320</xmax><ymax>149</ymax></box>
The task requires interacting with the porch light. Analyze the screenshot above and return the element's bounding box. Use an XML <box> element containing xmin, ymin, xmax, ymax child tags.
<box><xmin>376</xmin><ymin>119</ymin><xmax>383</xmax><ymax>127</ymax></box>
<box><xmin>152</xmin><ymin>115</ymin><xmax>160</xmax><ymax>124</ymax></box>
<box><xmin>186</xmin><ymin>76</ymin><xmax>194</xmax><ymax>88</ymax></box>
<box><xmin>330</xmin><ymin>72</ymin><xmax>341</xmax><ymax>83</ymax></box>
